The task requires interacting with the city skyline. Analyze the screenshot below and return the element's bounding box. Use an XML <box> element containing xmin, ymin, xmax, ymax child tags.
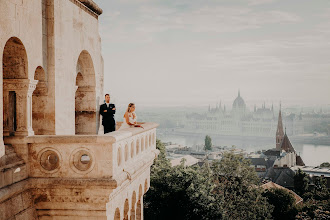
<box><xmin>96</xmin><ymin>0</ymin><xmax>330</xmax><ymax>107</ymax></box>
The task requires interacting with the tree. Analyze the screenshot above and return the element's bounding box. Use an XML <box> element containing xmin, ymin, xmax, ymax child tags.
<box><xmin>294</xmin><ymin>168</ymin><xmax>309</xmax><ymax>196</ymax></box>
<box><xmin>144</xmin><ymin>140</ymin><xmax>273</xmax><ymax>220</ymax></box>
<box><xmin>144</xmin><ymin>140</ymin><xmax>217</xmax><ymax>220</ymax></box>
<box><xmin>204</xmin><ymin>135</ymin><xmax>212</xmax><ymax>151</ymax></box>
<box><xmin>262</xmin><ymin>188</ymin><xmax>298</xmax><ymax>220</ymax></box>
<box><xmin>211</xmin><ymin>150</ymin><xmax>273</xmax><ymax>219</ymax></box>
<box><xmin>320</xmin><ymin>162</ymin><xmax>330</xmax><ymax>168</ymax></box>
<box><xmin>313</xmin><ymin>176</ymin><xmax>329</xmax><ymax>200</ymax></box>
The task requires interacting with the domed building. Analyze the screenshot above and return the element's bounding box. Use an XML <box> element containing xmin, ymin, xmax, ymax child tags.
<box><xmin>232</xmin><ymin>90</ymin><xmax>247</xmax><ymax>117</ymax></box>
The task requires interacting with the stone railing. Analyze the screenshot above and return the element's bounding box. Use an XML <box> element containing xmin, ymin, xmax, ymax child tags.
<box><xmin>4</xmin><ymin>122</ymin><xmax>159</xmax><ymax>184</ymax></box>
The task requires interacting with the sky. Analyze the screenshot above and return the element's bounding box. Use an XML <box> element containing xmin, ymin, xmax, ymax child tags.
<box><xmin>95</xmin><ymin>0</ymin><xmax>330</xmax><ymax>109</ymax></box>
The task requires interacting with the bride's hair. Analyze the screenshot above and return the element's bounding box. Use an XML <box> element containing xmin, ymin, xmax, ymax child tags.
<box><xmin>126</xmin><ymin>103</ymin><xmax>135</xmax><ymax>113</ymax></box>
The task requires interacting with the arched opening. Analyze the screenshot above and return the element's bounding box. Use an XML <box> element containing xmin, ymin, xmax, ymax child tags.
<box><xmin>144</xmin><ymin>179</ymin><xmax>148</xmax><ymax>193</ymax></box>
<box><xmin>130</xmin><ymin>191</ymin><xmax>136</xmax><ymax>220</ymax></box>
<box><xmin>125</xmin><ymin>144</ymin><xmax>129</xmax><ymax>162</ymax></box>
<box><xmin>124</xmin><ymin>198</ymin><xmax>129</xmax><ymax>220</ymax></box>
<box><xmin>136</xmin><ymin>139</ymin><xmax>140</xmax><ymax>155</ymax></box>
<box><xmin>114</xmin><ymin>208</ymin><xmax>120</xmax><ymax>220</ymax></box>
<box><xmin>32</xmin><ymin>66</ymin><xmax>49</xmax><ymax>134</ymax></box>
<box><xmin>141</xmin><ymin>137</ymin><xmax>145</xmax><ymax>152</ymax></box>
<box><xmin>138</xmin><ymin>184</ymin><xmax>143</xmax><ymax>200</ymax></box>
<box><xmin>2</xmin><ymin>37</ymin><xmax>36</xmax><ymax>137</ymax></box>
<box><xmin>136</xmin><ymin>200</ymin><xmax>142</xmax><ymax>220</ymax></box>
<box><xmin>131</xmin><ymin>141</ymin><xmax>134</xmax><ymax>158</ymax></box>
<box><xmin>75</xmin><ymin>50</ymin><xmax>96</xmax><ymax>134</ymax></box>
<box><xmin>136</xmin><ymin>185</ymin><xmax>142</xmax><ymax>220</ymax></box>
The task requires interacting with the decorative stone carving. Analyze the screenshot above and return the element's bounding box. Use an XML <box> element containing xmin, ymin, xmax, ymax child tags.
<box><xmin>70</xmin><ymin>148</ymin><xmax>95</xmax><ymax>174</ymax></box>
<box><xmin>39</xmin><ymin>149</ymin><xmax>61</xmax><ymax>172</ymax></box>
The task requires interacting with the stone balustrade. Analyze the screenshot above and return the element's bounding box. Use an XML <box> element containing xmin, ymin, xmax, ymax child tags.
<box><xmin>4</xmin><ymin>122</ymin><xmax>158</xmax><ymax>181</ymax></box>
<box><xmin>1</xmin><ymin>122</ymin><xmax>159</xmax><ymax>219</ymax></box>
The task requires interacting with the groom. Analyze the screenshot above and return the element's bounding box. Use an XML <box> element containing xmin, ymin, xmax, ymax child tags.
<box><xmin>100</xmin><ymin>94</ymin><xmax>116</xmax><ymax>134</ymax></box>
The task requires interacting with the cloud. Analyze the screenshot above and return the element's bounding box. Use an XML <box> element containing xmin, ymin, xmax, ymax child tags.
<box><xmin>132</xmin><ymin>6</ymin><xmax>301</xmax><ymax>34</ymax></box>
<box><xmin>248</xmin><ymin>0</ymin><xmax>276</xmax><ymax>6</ymax></box>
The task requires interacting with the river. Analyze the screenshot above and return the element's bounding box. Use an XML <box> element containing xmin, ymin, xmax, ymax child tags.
<box><xmin>158</xmin><ymin>133</ymin><xmax>330</xmax><ymax>167</ymax></box>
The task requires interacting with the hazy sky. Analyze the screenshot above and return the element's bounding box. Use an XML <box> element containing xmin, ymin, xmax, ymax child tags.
<box><xmin>95</xmin><ymin>0</ymin><xmax>330</xmax><ymax>109</ymax></box>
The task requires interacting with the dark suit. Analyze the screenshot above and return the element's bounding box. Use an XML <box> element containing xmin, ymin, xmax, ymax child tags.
<box><xmin>100</xmin><ymin>103</ymin><xmax>116</xmax><ymax>134</ymax></box>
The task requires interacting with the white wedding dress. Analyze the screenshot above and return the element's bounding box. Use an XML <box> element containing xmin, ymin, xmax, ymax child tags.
<box><xmin>119</xmin><ymin>112</ymin><xmax>137</xmax><ymax>130</ymax></box>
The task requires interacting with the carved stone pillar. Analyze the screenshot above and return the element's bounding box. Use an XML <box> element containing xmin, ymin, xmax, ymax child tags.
<box><xmin>3</xmin><ymin>90</ymin><xmax>10</xmax><ymax>136</ymax></box>
<box><xmin>3</xmin><ymin>79</ymin><xmax>37</xmax><ymax>136</ymax></box>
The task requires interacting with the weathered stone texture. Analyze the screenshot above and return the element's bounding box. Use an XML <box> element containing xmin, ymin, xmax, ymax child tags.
<box><xmin>0</xmin><ymin>1</ymin><xmax>159</xmax><ymax>219</ymax></box>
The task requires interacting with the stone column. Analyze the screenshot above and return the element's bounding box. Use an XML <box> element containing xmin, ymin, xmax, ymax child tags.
<box><xmin>27</xmin><ymin>82</ymin><xmax>38</xmax><ymax>135</ymax></box>
<box><xmin>0</xmin><ymin>52</ymin><xmax>4</xmax><ymax>157</ymax></box>
<box><xmin>3</xmin><ymin>79</ymin><xmax>37</xmax><ymax>136</ymax></box>
<box><xmin>2</xmin><ymin>91</ymin><xmax>10</xmax><ymax>136</ymax></box>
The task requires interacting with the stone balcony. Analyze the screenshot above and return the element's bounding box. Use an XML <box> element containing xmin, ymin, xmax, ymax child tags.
<box><xmin>1</xmin><ymin>122</ymin><xmax>159</xmax><ymax>220</ymax></box>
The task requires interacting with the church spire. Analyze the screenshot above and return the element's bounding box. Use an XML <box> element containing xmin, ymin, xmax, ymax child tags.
<box><xmin>238</xmin><ymin>89</ymin><xmax>240</xmax><ymax>97</ymax></box>
<box><xmin>276</xmin><ymin>103</ymin><xmax>284</xmax><ymax>150</ymax></box>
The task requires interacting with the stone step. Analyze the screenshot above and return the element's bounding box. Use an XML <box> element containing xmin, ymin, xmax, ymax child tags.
<box><xmin>0</xmin><ymin>145</ymin><xmax>25</xmax><ymax>170</ymax></box>
<box><xmin>5</xmin><ymin>144</ymin><xmax>15</xmax><ymax>154</ymax></box>
<box><xmin>0</xmin><ymin>144</ymin><xmax>27</xmax><ymax>188</ymax></box>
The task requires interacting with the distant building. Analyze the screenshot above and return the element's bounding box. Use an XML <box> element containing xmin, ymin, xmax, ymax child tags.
<box><xmin>183</xmin><ymin>91</ymin><xmax>304</xmax><ymax>137</ymax></box>
<box><xmin>170</xmin><ymin>155</ymin><xmax>199</xmax><ymax>167</ymax></box>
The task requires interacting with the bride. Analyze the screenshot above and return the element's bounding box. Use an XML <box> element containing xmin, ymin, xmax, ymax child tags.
<box><xmin>119</xmin><ymin>103</ymin><xmax>143</xmax><ymax>130</ymax></box>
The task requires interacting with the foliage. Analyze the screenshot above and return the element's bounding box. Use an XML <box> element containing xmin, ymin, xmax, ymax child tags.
<box><xmin>294</xmin><ymin>170</ymin><xmax>330</xmax><ymax>219</ymax></box>
<box><xmin>320</xmin><ymin>162</ymin><xmax>330</xmax><ymax>168</ymax></box>
<box><xmin>211</xmin><ymin>151</ymin><xmax>273</xmax><ymax>220</ymax></box>
<box><xmin>144</xmin><ymin>140</ymin><xmax>217</xmax><ymax>220</ymax></box>
<box><xmin>262</xmin><ymin>188</ymin><xmax>298</xmax><ymax>220</ymax></box>
<box><xmin>144</xmin><ymin>141</ymin><xmax>273</xmax><ymax>220</ymax></box>
<box><xmin>294</xmin><ymin>168</ymin><xmax>309</xmax><ymax>196</ymax></box>
<box><xmin>204</xmin><ymin>135</ymin><xmax>212</xmax><ymax>151</ymax></box>
<box><xmin>313</xmin><ymin>176</ymin><xmax>329</xmax><ymax>201</ymax></box>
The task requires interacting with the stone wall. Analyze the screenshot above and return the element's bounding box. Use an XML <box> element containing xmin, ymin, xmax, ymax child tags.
<box><xmin>0</xmin><ymin>0</ymin><xmax>44</xmax><ymax>156</ymax></box>
<box><xmin>0</xmin><ymin>190</ymin><xmax>38</xmax><ymax>220</ymax></box>
<box><xmin>53</xmin><ymin>0</ymin><xmax>103</xmax><ymax>135</ymax></box>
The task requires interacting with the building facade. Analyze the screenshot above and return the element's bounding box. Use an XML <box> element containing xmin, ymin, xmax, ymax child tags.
<box><xmin>0</xmin><ymin>1</ymin><xmax>158</xmax><ymax>219</ymax></box>
<box><xmin>184</xmin><ymin>91</ymin><xmax>304</xmax><ymax>137</ymax></box>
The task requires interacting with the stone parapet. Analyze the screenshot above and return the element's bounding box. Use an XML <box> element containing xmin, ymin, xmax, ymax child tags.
<box><xmin>2</xmin><ymin>122</ymin><xmax>159</xmax><ymax>219</ymax></box>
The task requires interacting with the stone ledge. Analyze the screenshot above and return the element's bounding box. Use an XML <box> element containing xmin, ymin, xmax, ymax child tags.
<box><xmin>4</xmin><ymin>122</ymin><xmax>159</xmax><ymax>144</ymax></box>
<box><xmin>69</xmin><ymin>0</ymin><xmax>103</xmax><ymax>19</ymax></box>
<box><xmin>78</xmin><ymin>0</ymin><xmax>103</xmax><ymax>15</ymax></box>
<box><xmin>0</xmin><ymin>178</ymin><xmax>117</xmax><ymax>204</ymax></box>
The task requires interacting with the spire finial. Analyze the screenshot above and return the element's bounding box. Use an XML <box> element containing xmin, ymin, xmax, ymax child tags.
<box><xmin>285</xmin><ymin>127</ymin><xmax>287</xmax><ymax>134</ymax></box>
<box><xmin>238</xmin><ymin>89</ymin><xmax>240</xmax><ymax>97</ymax></box>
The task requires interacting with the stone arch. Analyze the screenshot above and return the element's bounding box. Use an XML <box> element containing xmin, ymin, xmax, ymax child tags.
<box><xmin>138</xmin><ymin>184</ymin><xmax>143</xmax><ymax>200</ymax></box>
<box><xmin>124</xmin><ymin>198</ymin><xmax>129</xmax><ymax>220</ymax></box>
<box><xmin>136</xmin><ymin>200</ymin><xmax>142</xmax><ymax>220</ymax></box>
<box><xmin>117</xmin><ymin>146</ymin><xmax>122</xmax><ymax>167</ymax></box>
<box><xmin>141</xmin><ymin>136</ymin><xmax>145</xmax><ymax>151</ymax></box>
<box><xmin>136</xmin><ymin>139</ymin><xmax>140</xmax><ymax>155</ymax></box>
<box><xmin>144</xmin><ymin>179</ymin><xmax>148</xmax><ymax>193</ymax></box>
<box><xmin>125</xmin><ymin>143</ymin><xmax>129</xmax><ymax>162</ymax></box>
<box><xmin>145</xmin><ymin>134</ymin><xmax>149</xmax><ymax>149</ymax></box>
<box><xmin>136</xmin><ymin>185</ymin><xmax>143</xmax><ymax>220</ymax></box>
<box><xmin>114</xmin><ymin>207</ymin><xmax>120</xmax><ymax>220</ymax></box>
<box><xmin>2</xmin><ymin>37</ymin><xmax>36</xmax><ymax>137</ymax></box>
<box><xmin>130</xmin><ymin>191</ymin><xmax>136</xmax><ymax>220</ymax></box>
<box><xmin>75</xmin><ymin>50</ymin><xmax>97</xmax><ymax>134</ymax></box>
<box><xmin>130</xmin><ymin>141</ymin><xmax>134</xmax><ymax>158</ymax></box>
<box><xmin>32</xmin><ymin>66</ymin><xmax>49</xmax><ymax>134</ymax></box>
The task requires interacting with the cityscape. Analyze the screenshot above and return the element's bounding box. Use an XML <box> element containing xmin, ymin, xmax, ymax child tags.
<box><xmin>0</xmin><ymin>0</ymin><xmax>329</xmax><ymax>220</ymax></box>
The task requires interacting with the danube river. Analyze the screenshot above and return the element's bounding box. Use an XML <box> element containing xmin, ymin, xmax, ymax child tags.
<box><xmin>158</xmin><ymin>133</ymin><xmax>330</xmax><ymax>167</ymax></box>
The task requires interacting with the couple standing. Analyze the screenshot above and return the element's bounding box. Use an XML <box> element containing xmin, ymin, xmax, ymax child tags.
<box><xmin>100</xmin><ymin>94</ymin><xmax>142</xmax><ymax>134</ymax></box>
